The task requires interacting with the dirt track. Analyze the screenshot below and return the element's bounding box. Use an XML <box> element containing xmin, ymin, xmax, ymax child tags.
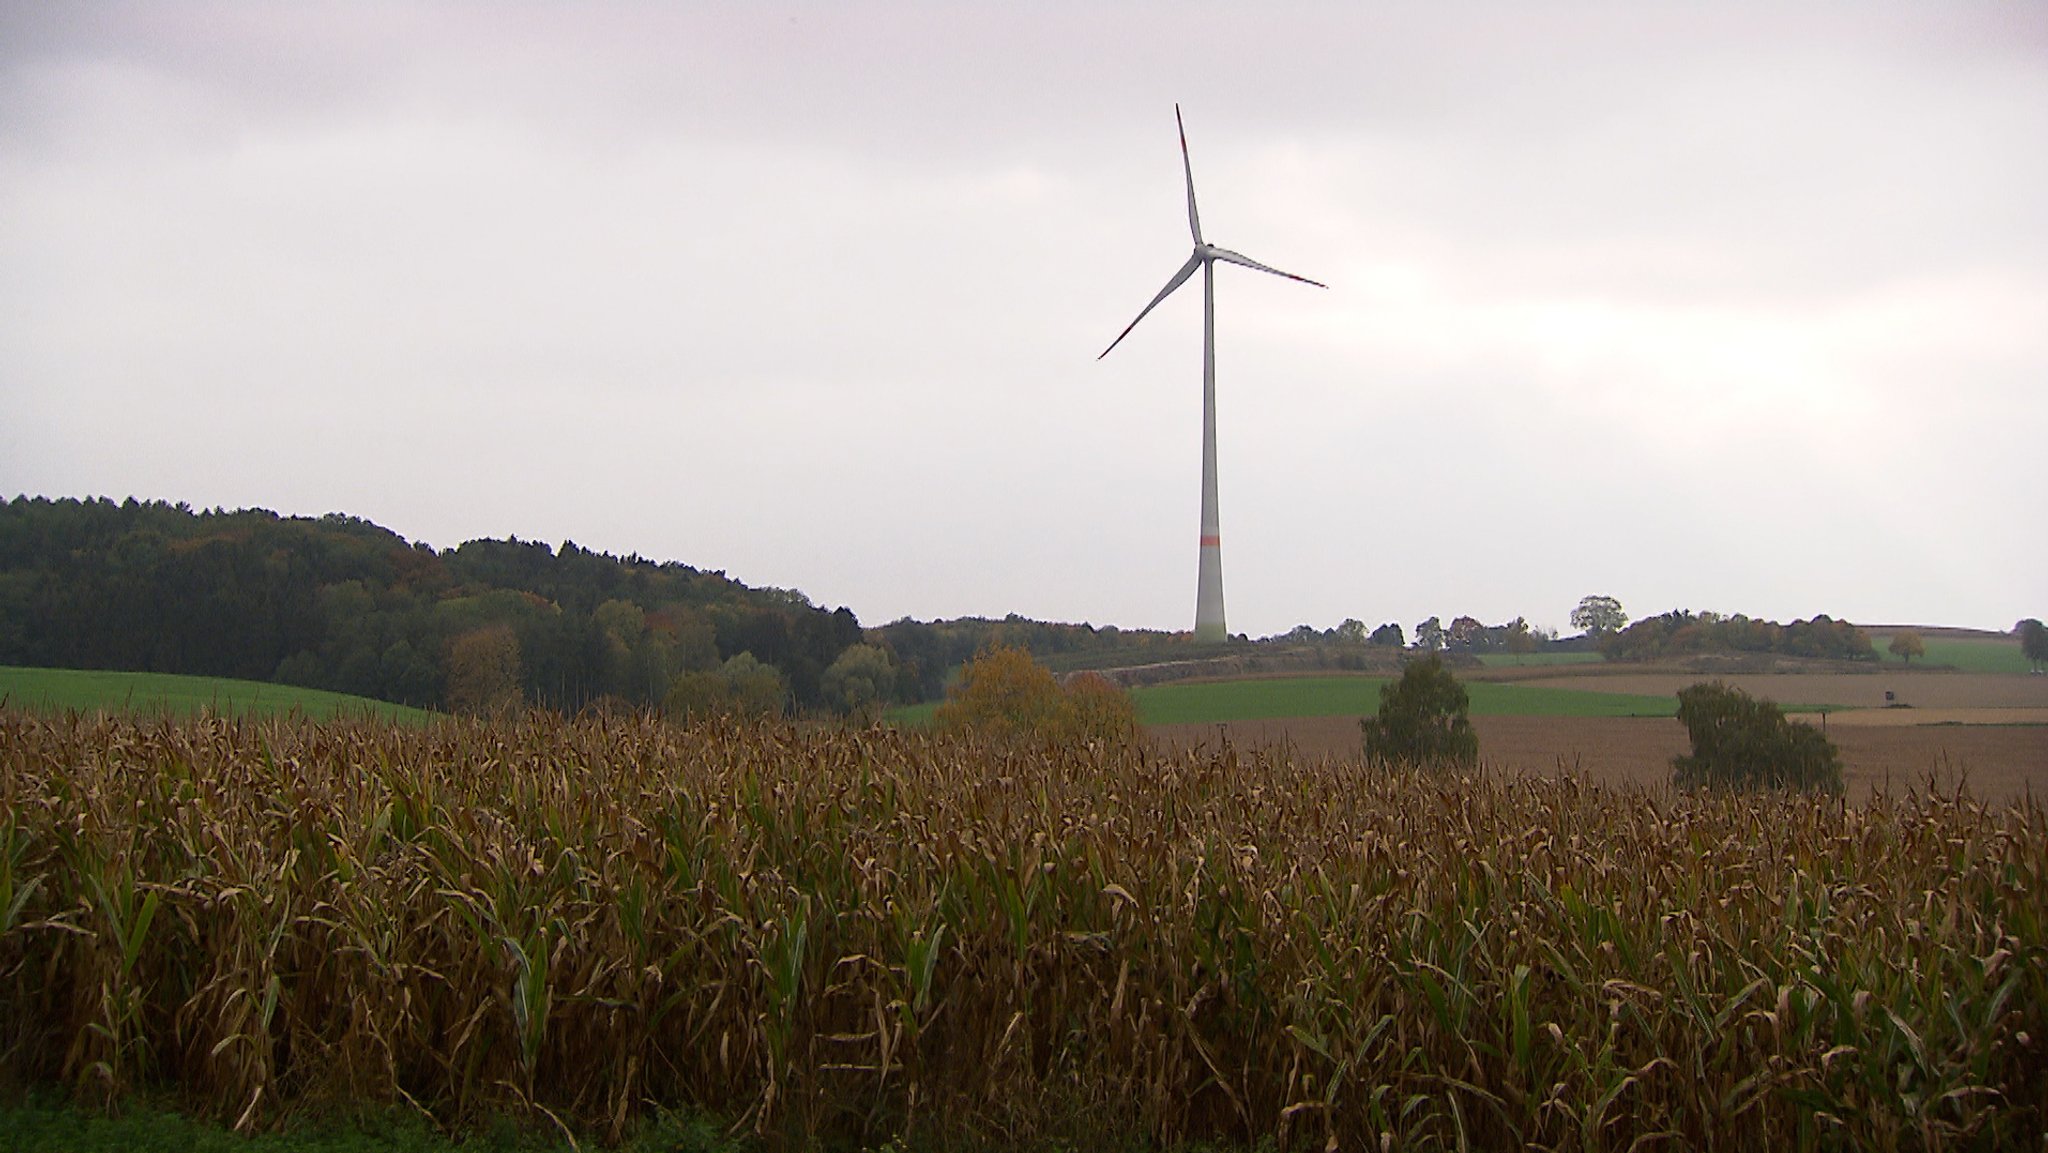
<box><xmin>1150</xmin><ymin>714</ymin><xmax>2048</xmax><ymax>804</ymax></box>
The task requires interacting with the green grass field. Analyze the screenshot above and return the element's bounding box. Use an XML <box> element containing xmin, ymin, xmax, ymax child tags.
<box><xmin>1130</xmin><ymin>675</ymin><xmax>1678</xmax><ymax>724</ymax></box>
<box><xmin>0</xmin><ymin>666</ymin><xmax>435</xmax><ymax>724</ymax></box>
<box><xmin>884</xmin><ymin>676</ymin><xmax>1683</xmax><ymax>727</ymax></box>
<box><xmin>1867</xmin><ymin>633</ymin><xmax>2031</xmax><ymax>674</ymax></box>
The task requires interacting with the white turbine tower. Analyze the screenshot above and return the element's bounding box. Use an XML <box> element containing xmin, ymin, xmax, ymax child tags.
<box><xmin>1101</xmin><ymin>105</ymin><xmax>1324</xmax><ymax>645</ymax></box>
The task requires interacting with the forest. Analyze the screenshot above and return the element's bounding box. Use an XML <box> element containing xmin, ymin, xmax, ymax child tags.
<box><xmin>1600</xmin><ymin>608</ymin><xmax>1877</xmax><ymax>662</ymax></box>
<box><xmin>0</xmin><ymin>497</ymin><xmax>1198</xmax><ymax>715</ymax></box>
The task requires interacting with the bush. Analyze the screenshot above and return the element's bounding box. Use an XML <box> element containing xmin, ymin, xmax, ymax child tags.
<box><xmin>1671</xmin><ymin>681</ymin><xmax>1843</xmax><ymax>794</ymax></box>
<box><xmin>934</xmin><ymin>644</ymin><xmax>1138</xmax><ymax>746</ymax></box>
<box><xmin>664</xmin><ymin>652</ymin><xmax>789</xmax><ymax>721</ymax></box>
<box><xmin>821</xmin><ymin>643</ymin><xmax>896</xmax><ymax>719</ymax></box>
<box><xmin>1360</xmin><ymin>656</ymin><xmax>1478</xmax><ymax>768</ymax></box>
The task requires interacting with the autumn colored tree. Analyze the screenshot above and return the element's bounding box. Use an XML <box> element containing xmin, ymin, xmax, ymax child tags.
<box><xmin>934</xmin><ymin>644</ymin><xmax>1137</xmax><ymax>745</ymax></box>
<box><xmin>1447</xmin><ymin>616</ymin><xmax>1484</xmax><ymax>651</ymax></box>
<box><xmin>1887</xmin><ymin>631</ymin><xmax>1926</xmax><ymax>665</ymax></box>
<box><xmin>1062</xmin><ymin>671</ymin><xmax>1141</xmax><ymax>744</ymax></box>
<box><xmin>446</xmin><ymin>624</ymin><xmax>523</xmax><ymax>715</ymax></box>
<box><xmin>1504</xmin><ymin>617</ymin><xmax>1538</xmax><ymax>657</ymax></box>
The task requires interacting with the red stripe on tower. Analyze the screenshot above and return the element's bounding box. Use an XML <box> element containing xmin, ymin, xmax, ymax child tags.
<box><xmin>1199</xmin><ymin>534</ymin><xmax>1221</xmax><ymax>547</ymax></box>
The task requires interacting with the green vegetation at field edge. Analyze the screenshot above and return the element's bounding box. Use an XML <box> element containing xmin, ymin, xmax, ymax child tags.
<box><xmin>0</xmin><ymin>666</ymin><xmax>436</xmax><ymax>724</ymax></box>
<box><xmin>0</xmin><ymin>1095</ymin><xmax>735</xmax><ymax>1153</ymax></box>
<box><xmin>888</xmin><ymin>671</ymin><xmax>1867</xmax><ymax>728</ymax></box>
<box><xmin>886</xmin><ymin>700</ymin><xmax>940</xmax><ymax>727</ymax></box>
<box><xmin>1866</xmin><ymin>634</ymin><xmax>2030</xmax><ymax>674</ymax></box>
<box><xmin>1130</xmin><ymin>675</ymin><xmax>1682</xmax><ymax>725</ymax></box>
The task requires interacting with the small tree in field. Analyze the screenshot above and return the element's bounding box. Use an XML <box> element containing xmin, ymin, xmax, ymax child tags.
<box><xmin>1671</xmin><ymin>681</ymin><xmax>1842</xmax><ymax>794</ymax></box>
<box><xmin>1887</xmin><ymin>631</ymin><xmax>1926</xmax><ymax>665</ymax></box>
<box><xmin>2020</xmin><ymin>619</ymin><xmax>2048</xmax><ymax>673</ymax></box>
<box><xmin>1063</xmin><ymin>672</ymin><xmax>1141</xmax><ymax>744</ymax></box>
<box><xmin>1360</xmin><ymin>656</ymin><xmax>1477</xmax><ymax>769</ymax></box>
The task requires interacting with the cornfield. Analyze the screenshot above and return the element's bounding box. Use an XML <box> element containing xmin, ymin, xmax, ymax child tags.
<box><xmin>1</xmin><ymin>710</ymin><xmax>2042</xmax><ymax>1150</ymax></box>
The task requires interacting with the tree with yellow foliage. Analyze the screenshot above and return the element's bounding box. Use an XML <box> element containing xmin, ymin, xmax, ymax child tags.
<box><xmin>934</xmin><ymin>644</ymin><xmax>1137</xmax><ymax>745</ymax></box>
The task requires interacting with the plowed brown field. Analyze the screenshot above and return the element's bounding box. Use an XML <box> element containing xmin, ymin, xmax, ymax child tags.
<box><xmin>1151</xmin><ymin>713</ymin><xmax>2048</xmax><ymax>803</ymax></box>
<box><xmin>1508</xmin><ymin>670</ymin><xmax>2048</xmax><ymax>710</ymax></box>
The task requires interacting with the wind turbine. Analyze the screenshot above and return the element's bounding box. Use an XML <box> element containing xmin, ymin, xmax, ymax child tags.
<box><xmin>1100</xmin><ymin>104</ymin><xmax>1324</xmax><ymax>645</ymax></box>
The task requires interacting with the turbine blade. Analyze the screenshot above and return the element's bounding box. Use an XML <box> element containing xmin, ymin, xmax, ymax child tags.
<box><xmin>1176</xmin><ymin>103</ymin><xmax>1203</xmax><ymax>245</ymax></box>
<box><xmin>1207</xmin><ymin>245</ymin><xmax>1326</xmax><ymax>288</ymax></box>
<box><xmin>1099</xmin><ymin>252</ymin><xmax>1204</xmax><ymax>359</ymax></box>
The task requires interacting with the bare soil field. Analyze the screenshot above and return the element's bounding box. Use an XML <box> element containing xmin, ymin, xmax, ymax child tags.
<box><xmin>1151</xmin><ymin>714</ymin><xmax>2048</xmax><ymax>803</ymax></box>
<box><xmin>1511</xmin><ymin>670</ymin><xmax>2048</xmax><ymax>710</ymax></box>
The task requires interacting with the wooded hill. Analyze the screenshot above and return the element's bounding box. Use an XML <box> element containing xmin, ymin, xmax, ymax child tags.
<box><xmin>0</xmin><ymin>497</ymin><xmax>1184</xmax><ymax>715</ymax></box>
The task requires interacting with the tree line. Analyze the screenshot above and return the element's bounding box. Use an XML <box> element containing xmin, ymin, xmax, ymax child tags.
<box><xmin>1598</xmin><ymin>609</ymin><xmax>1875</xmax><ymax>662</ymax></box>
<box><xmin>9</xmin><ymin>498</ymin><xmax>1993</xmax><ymax>718</ymax></box>
<box><xmin>0</xmin><ymin>497</ymin><xmax>1209</xmax><ymax>716</ymax></box>
<box><xmin>0</xmin><ymin>497</ymin><xmax>876</xmax><ymax>714</ymax></box>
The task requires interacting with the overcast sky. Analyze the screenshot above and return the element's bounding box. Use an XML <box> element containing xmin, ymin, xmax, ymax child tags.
<box><xmin>3</xmin><ymin>3</ymin><xmax>2043</xmax><ymax>637</ymax></box>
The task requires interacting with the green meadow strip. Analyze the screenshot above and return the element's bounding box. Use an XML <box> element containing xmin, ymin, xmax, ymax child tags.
<box><xmin>0</xmin><ymin>666</ymin><xmax>435</xmax><ymax>724</ymax></box>
<box><xmin>1130</xmin><ymin>675</ymin><xmax>1680</xmax><ymax>725</ymax></box>
<box><xmin>1868</xmin><ymin>635</ymin><xmax>2031</xmax><ymax>673</ymax></box>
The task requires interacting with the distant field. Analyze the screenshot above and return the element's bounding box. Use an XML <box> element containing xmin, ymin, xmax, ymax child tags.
<box><xmin>1476</xmin><ymin>651</ymin><xmax>1605</xmax><ymax>668</ymax></box>
<box><xmin>884</xmin><ymin>675</ymin><xmax>1673</xmax><ymax>727</ymax></box>
<box><xmin>1152</xmin><ymin>714</ymin><xmax>2048</xmax><ymax>803</ymax></box>
<box><xmin>888</xmin><ymin>641</ymin><xmax>2045</xmax><ymax>729</ymax></box>
<box><xmin>0</xmin><ymin>666</ymin><xmax>435</xmax><ymax>723</ymax></box>
<box><xmin>1868</xmin><ymin>633</ymin><xmax>2031</xmax><ymax>674</ymax></box>
<box><xmin>1133</xmin><ymin>675</ymin><xmax>1677</xmax><ymax>724</ymax></box>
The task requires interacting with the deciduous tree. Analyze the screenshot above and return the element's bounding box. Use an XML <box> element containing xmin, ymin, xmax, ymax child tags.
<box><xmin>934</xmin><ymin>644</ymin><xmax>1136</xmax><ymax>745</ymax></box>
<box><xmin>934</xmin><ymin>645</ymin><xmax>1067</xmax><ymax>739</ymax></box>
<box><xmin>1447</xmin><ymin>615</ymin><xmax>1484</xmax><ymax>651</ymax></box>
<box><xmin>1063</xmin><ymin>672</ymin><xmax>1140</xmax><ymax>744</ymax></box>
<box><xmin>1570</xmin><ymin>595</ymin><xmax>1628</xmax><ymax>638</ymax></box>
<box><xmin>446</xmin><ymin>625</ymin><xmax>522</xmax><ymax>715</ymax></box>
<box><xmin>1504</xmin><ymin>617</ymin><xmax>1537</xmax><ymax>657</ymax></box>
<box><xmin>1671</xmin><ymin>682</ymin><xmax>1842</xmax><ymax>794</ymax></box>
<box><xmin>1360</xmin><ymin>656</ymin><xmax>1477</xmax><ymax>769</ymax></box>
<box><xmin>821</xmin><ymin>643</ymin><xmax>895</xmax><ymax>719</ymax></box>
<box><xmin>1414</xmin><ymin>616</ymin><xmax>1445</xmax><ymax>652</ymax></box>
<box><xmin>2020</xmin><ymin>619</ymin><xmax>2048</xmax><ymax>673</ymax></box>
<box><xmin>664</xmin><ymin>651</ymin><xmax>789</xmax><ymax>721</ymax></box>
<box><xmin>1887</xmin><ymin>631</ymin><xmax>1926</xmax><ymax>665</ymax></box>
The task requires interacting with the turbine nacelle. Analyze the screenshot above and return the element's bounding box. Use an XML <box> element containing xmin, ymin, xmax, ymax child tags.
<box><xmin>1099</xmin><ymin>107</ymin><xmax>1324</xmax><ymax>361</ymax></box>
